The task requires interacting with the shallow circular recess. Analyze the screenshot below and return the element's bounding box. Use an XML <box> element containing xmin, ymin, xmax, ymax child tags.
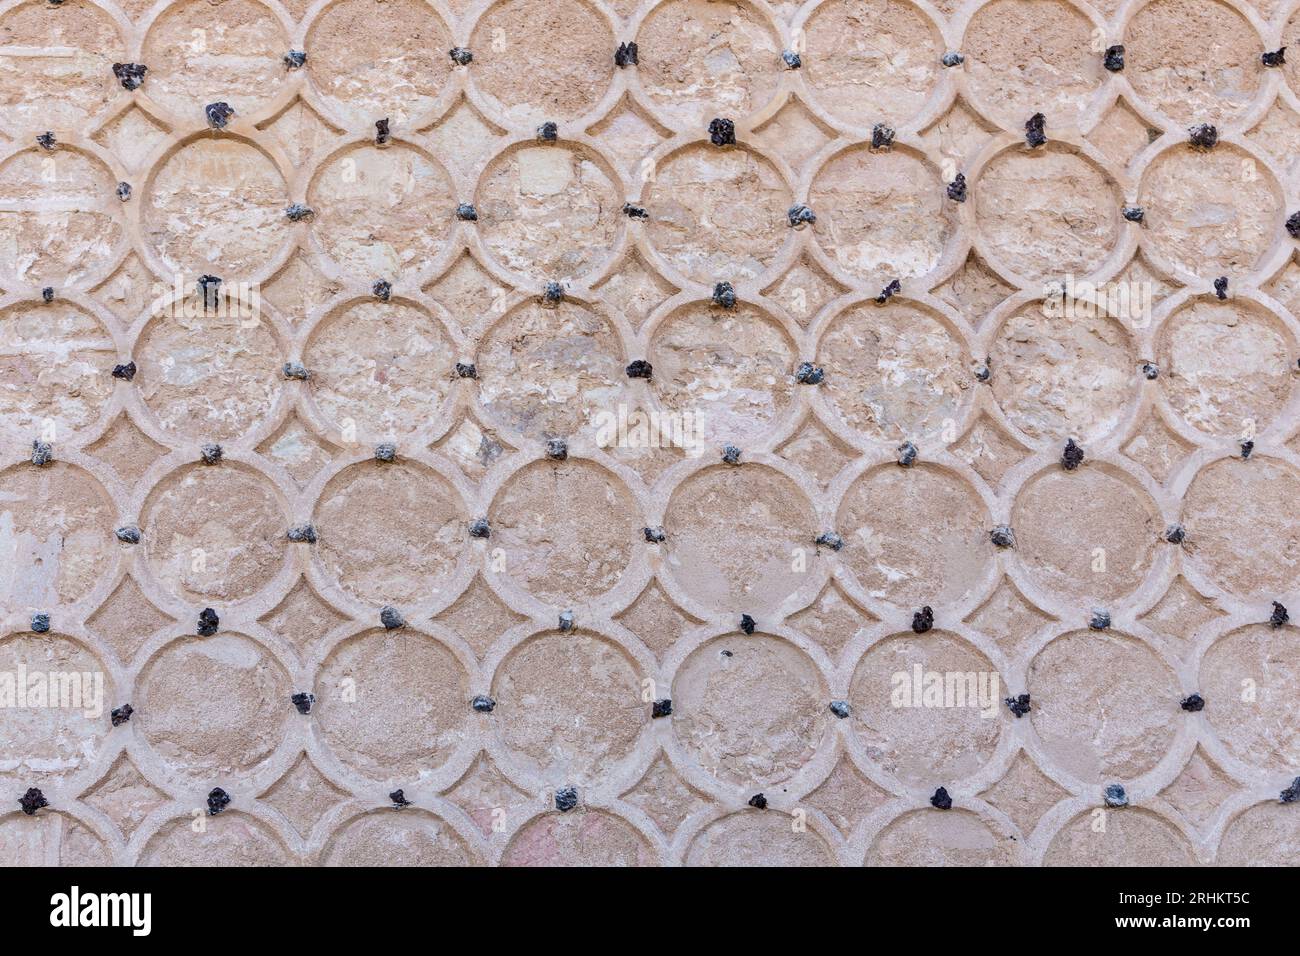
<box><xmin>322</xmin><ymin>812</ymin><xmax>477</xmax><ymax>866</ymax></box>
<box><xmin>477</xmin><ymin>142</ymin><xmax>621</xmax><ymax>283</ymax></box>
<box><xmin>502</xmin><ymin>810</ymin><xmax>653</xmax><ymax>866</ymax></box>
<box><xmin>1043</xmin><ymin>808</ymin><xmax>1196</xmax><ymax>866</ymax></box>
<box><xmin>135</xmin><ymin>302</ymin><xmax>280</xmax><ymax>442</ymax></box>
<box><xmin>686</xmin><ymin>811</ymin><xmax>837</xmax><ymax>866</ymax></box>
<box><xmin>989</xmin><ymin>301</ymin><xmax>1135</xmax><ymax>444</ymax></box>
<box><xmin>975</xmin><ymin>147</ymin><xmax>1120</xmax><ymax>285</ymax></box>
<box><xmin>818</xmin><ymin>301</ymin><xmax>972</xmax><ymax>444</ymax></box>
<box><xmin>673</xmin><ymin>634</ymin><xmax>828</xmax><ymax>787</ymax></box>
<box><xmin>0</xmin><ymin>148</ymin><xmax>123</xmax><ymax>287</ymax></box>
<box><xmin>865</xmin><ymin>809</ymin><xmax>1016</xmax><ymax>866</ymax></box>
<box><xmin>634</xmin><ymin>0</ymin><xmax>782</xmax><ymax>128</ymax></box>
<box><xmin>648</xmin><ymin>301</ymin><xmax>796</xmax><ymax>445</ymax></box>
<box><xmin>847</xmin><ymin>630</ymin><xmax>1002</xmax><ymax>787</ymax></box>
<box><xmin>1138</xmin><ymin>144</ymin><xmax>1280</xmax><ymax>280</ymax></box>
<box><xmin>305</xmin><ymin>0</ymin><xmax>452</xmax><ymax>125</ymax></box>
<box><xmin>801</xmin><ymin>0</ymin><xmax>942</xmax><ymax>128</ymax></box>
<box><xmin>962</xmin><ymin>0</ymin><xmax>1103</xmax><ymax>126</ymax></box>
<box><xmin>0</xmin><ymin>811</ymin><xmax>111</xmax><ymax>866</ymax></box>
<box><xmin>308</xmin><ymin>144</ymin><xmax>456</xmax><ymax>283</ymax></box>
<box><xmin>313</xmin><ymin>460</ymin><xmax>466</xmax><ymax>607</ymax></box>
<box><xmin>137</xmin><ymin>633</ymin><xmax>292</xmax><ymax>778</ymax></box>
<box><xmin>475</xmin><ymin>299</ymin><xmax>625</xmax><ymax>442</ymax></box>
<box><xmin>316</xmin><ymin>628</ymin><xmax>470</xmax><ymax>782</ymax></box>
<box><xmin>1217</xmin><ymin>802</ymin><xmax>1300</xmax><ymax>866</ymax></box>
<box><xmin>1201</xmin><ymin>625</ymin><xmax>1300</xmax><ymax>773</ymax></box>
<box><xmin>142</xmin><ymin>463</ymin><xmax>288</xmax><ymax>605</ymax></box>
<box><xmin>493</xmin><ymin>632</ymin><xmax>644</xmax><ymax>785</ymax></box>
<box><xmin>470</xmin><ymin>0</ymin><xmax>616</xmax><ymax>125</ymax></box>
<box><xmin>1181</xmin><ymin>457</ymin><xmax>1300</xmax><ymax>598</ymax></box>
<box><xmin>0</xmin><ymin>302</ymin><xmax>115</xmax><ymax>445</ymax></box>
<box><xmin>489</xmin><ymin>460</ymin><xmax>638</xmax><ymax>606</ymax></box>
<box><xmin>0</xmin><ymin>0</ymin><xmax>123</xmax><ymax>132</ymax></box>
<box><xmin>809</xmin><ymin>146</ymin><xmax>953</xmax><ymax>284</ymax></box>
<box><xmin>662</xmin><ymin>464</ymin><xmax>816</xmax><ymax>615</ymax></box>
<box><xmin>0</xmin><ymin>633</ymin><xmax>113</xmax><ymax>787</ymax></box>
<box><xmin>140</xmin><ymin>812</ymin><xmax>292</xmax><ymax>866</ymax></box>
<box><xmin>836</xmin><ymin>464</ymin><xmax>990</xmax><ymax>609</ymax></box>
<box><xmin>1156</xmin><ymin>299</ymin><xmax>1296</xmax><ymax>440</ymax></box>
<box><xmin>643</xmin><ymin>144</ymin><xmax>790</xmax><ymax>285</ymax></box>
<box><xmin>141</xmin><ymin>0</ymin><xmax>289</xmax><ymax>118</ymax></box>
<box><xmin>1012</xmin><ymin>466</ymin><xmax>1159</xmax><ymax>605</ymax></box>
<box><xmin>0</xmin><ymin>462</ymin><xmax>114</xmax><ymax>612</ymax></box>
<box><xmin>1029</xmin><ymin>630</ymin><xmax>1179</xmax><ymax>782</ymax></box>
<box><xmin>1125</xmin><ymin>0</ymin><xmax>1261</xmax><ymax>127</ymax></box>
<box><xmin>145</xmin><ymin>138</ymin><xmax>289</xmax><ymax>279</ymax></box>
<box><xmin>304</xmin><ymin>299</ymin><xmax>454</xmax><ymax>441</ymax></box>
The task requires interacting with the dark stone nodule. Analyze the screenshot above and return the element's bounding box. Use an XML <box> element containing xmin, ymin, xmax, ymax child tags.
<box><xmin>1090</xmin><ymin>609</ymin><xmax>1111</xmax><ymax>630</ymax></box>
<box><xmin>748</xmin><ymin>793</ymin><xmax>767</xmax><ymax>809</ymax></box>
<box><xmin>287</xmin><ymin>524</ymin><xmax>317</xmax><ymax>544</ymax></box>
<box><xmin>1165</xmin><ymin>523</ymin><xmax>1186</xmax><ymax>544</ymax></box>
<box><xmin>614</xmin><ymin>41</ymin><xmax>638</xmax><ymax>67</ymax></box>
<box><xmin>912</xmin><ymin>605</ymin><xmax>934</xmax><ymax>633</ymax></box>
<box><xmin>740</xmin><ymin>613</ymin><xmax>756</xmax><ymax>635</ymax></box>
<box><xmin>472</xmin><ymin>695</ymin><xmax>496</xmax><ymax>713</ymax></box>
<box><xmin>115</xmin><ymin>525</ymin><xmax>141</xmax><ymax>545</ymax></box>
<box><xmin>456</xmin><ymin>202</ymin><xmax>477</xmax><ymax>221</ymax></box>
<box><xmin>974</xmin><ymin>360</ymin><xmax>991</xmax><ymax>382</ymax></box>
<box><xmin>1180</xmin><ymin>693</ymin><xmax>1204</xmax><ymax>712</ymax></box>
<box><xmin>111</xmin><ymin>703</ymin><xmax>133</xmax><ymax>726</ymax></box>
<box><xmin>1263</xmin><ymin>47</ymin><xmax>1287</xmax><ymax>67</ymax></box>
<box><xmin>375</xmin><ymin>442</ymin><xmax>397</xmax><ymax>462</ymax></box>
<box><xmin>197</xmin><ymin>607</ymin><xmax>220</xmax><ymax>636</ymax></box>
<box><xmin>112</xmin><ymin>360</ymin><xmax>137</xmax><ymax>381</ymax></box>
<box><xmin>1188</xmin><ymin>123</ymin><xmax>1218</xmax><ymax>149</ymax></box>
<box><xmin>380</xmin><ymin>606</ymin><xmax>405</xmax><ymax>630</ymax></box>
<box><xmin>537</xmin><ymin>121</ymin><xmax>558</xmax><ymax>142</ymax></box>
<box><xmin>1123</xmin><ymin>205</ymin><xmax>1144</xmax><ymax>223</ymax></box>
<box><xmin>722</xmin><ymin>443</ymin><xmax>742</xmax><ymax>465</ymax></box>
<box><xmin>990</xmin><ymin>525</ymin><xmax>1015</xmax><ymax>548</ymax></box>
<box><xmin>542</xmin><ymin>281</ymin><xmax>565</xmax><ymax>304</ymax></box>
<box><xmin>829</xmin><ymin>700</ymin><xmax>851</xmax><ymax>719</ymax></box>
<box><xmin>1287</xmin><ymin>211</ymin><xmax>1300</xmax><ymax>239</ymax></box>
<box><xmin>284</xmin><ymin>49</ymin><xmax>307</xmax><ymax>68</ymax></box>
<box><xmin>449</xmin><ymin>47</ymin><xmax>473</xmax><ymax>66</ymax></box>
<box><xmin>197</xmin><ymin>274</ymin><xmax>222</xmax><ymax>311</ymax></box>
<box><xmin>555</xmin><ymin>786</ymin><xmax>579</xmax><ymax>812</ymax></box>
<box><xmin>207</xmin><ymin>787</ymin><xmax>231</xmax><ymax>815</ymax></box>
<box><xmin>795</xmin><ymin>361</ymin><xmax>824</xmax><ymax>385</ymax></box>
<box><xmin>455</xmin><ymin>362</ymin><xmax>478</xmax><ymax>379</ymax></box>
<box><xmin>787</xmin><ymin>203</ymin><xmax>816</xmax><ymax>227</ymax></box>
<box><xmin>644</xmin><ymin>525</ymin><xmax>666</xmax><ymax>543</ymax></box>
<box><xmin>652</xmin><ymin>698</ymin><xmax>672</xmax><ymax>718</ymax></box>
<box><xmin>1104</xmin><ymin>45</ymin><xmax>1125</xmax><ymax>72</ymax></box>
<box><xmin>1280</xmin><ymin>777</ymin><xmax>1300</xmax><ymax>803</ymax></box>
<box><xmin>200</xmin><ymin>443</ymin><xmax>222</xmax><ymax>465</ymax></box>
<box><xmin>626</xmin><ymin>359</ymin><xmax>653</xmax><ymax>379</ymax></box>
<box><xmin>941</xmin><ymin>51</ymin><xmax>964</xmax><ymax>67</ymax></box>
<box><xmin>375</xmin><ymin>118</ymin><xmax>390</xmax><ymax>145</ymax></box>
<box><xmin>622</xmin><ymin>202</ymin><xmax>648</xmax><ymax>220</ymax></box>
<box><xmin>1024</xmin><ymin>112</ymin><xmax>1047</xmax><ymax>149</ymax></box>
<box><xmin>19</xmin><ymin>787</ymin><xmax>48</xmax><ymax>815</ymax></box>
<box><xmin>815</xmin><ymin>531</ymin><xmax>844</xmax><ymax>551</ymax></box>
<box><xmin>205</xmin><ymin>102</ymin><xmax>234</xmax><ymax>130</ymax></box>
<box><xmin>31</xmin><ymin>613</ymin><xmax>50</xmax><ymax>634</ymax></box>
<box><xmin>545</xmin><ymin>437</ymin><xmax>568</xmax><ymax>461</ymax></box>
<box><xmin>871</xmin><ymin>123</ymin><xmax>895</xmax><ymax>150</ymax></box>
<box><xmin>113</xmin><ymin>62</ymin><xmax>148</xmax><ymax>90</ymax></box>
<box><xmin>291</xmin><ymin>692</ymin><xmax>314</xmax><ymax>714</ymax></box>
<box><xmin>1104</xmin><ymin>784</ymin><xmax>1128</xmax><ymax>808</ymax></box>
<box><xmin>372</xmin><ymin>279</ymin><xmax>392</xmax><ymax>301</ymax></box>
<box><xmin>389</xmin><ymin>788</ymin><xmax>411</xmax><ymax>808</ymax></box>
<box><xmin>1141</xmin><ymin>361</ymin><xmax>1159</xmax><ymax>380</ymax></box>
<box><xmin>897</xmin><ymin>440</ymin><xmax>918</xmax><ymax>467</ymax></box>
<box><xmin>41</xmin><ymin>287</ymin><xmax>54</xmax><ymax>303</ymax></box>
<box><xmin>117</xmin><ymin>181</ymin><xmax>132</xmax><ymax>202</ymax></box>
<box><xmin>930</xmin><ymin>787</ymin><xmax>952</xmax><ymax>810</ymax></box>
<box><xmin>876</xmin><ymin>278</ymin><xmax>902</xmax><ymax>304</ymax></box>
<box><xmin>1214</xmin><ymin>276</ymin><xmax>1229</xmax><ymax>300</ymax></box>
<box><xmin>285</xmin><ymin>202</ymin><xmax>314</xmax><ymax>222</ymax></box>
<box><xmin>1270</xmin><ymin>601</ymin><xmax>1289</xmax><ymax>628</ymax></box>
<box><xmin>713</xmin><ymin>281</ymin><xmax>737</xmax><ymax>308</ymax></box>
<box><xmin>1005</xmin><ymin>694</ymin><xmax>1031</xmax><ymax>718</ymax></box>
<box><xmin>947</xmin><ymin>173</ymin><xmax>967</xmax><ymax>203</ymax></box>
<box><xmin>708</xmin><ymin>117</ymin><xmax>736</xmax><ymax>147</ymax></box>
<box><xmin>1061</xmin><ymin>438</ymin><xmax>1085</xmax><ymax>470</ymax></box>
<box><xmin>283</xmin><ymin>361</ymin><xmax>310</xmax><ymax>380</ymax></box>
<box><xmin>31</xmin><ymin>440</ymin><xmax>53</xmax><ymax>466</ymax></box>
<box><xmin>1241</xmin><ymin>439</ymin><xmax>1254</xmax><ymax>460</ymax></box>
<box><xmin>36</xmin><ymin>131</ymin><xmax>56</xmax><ymax>151</ymax></box>
<box><xmin>782</xmin><ymin>49</ymin><xmax>802</xmax><ymax>69</ymax></box>
<box><xmin>469</xmin><ymin>517</ymin><xmax>491</xmax><ymax>539</ymax></box>
<box><xmin>559</xmin><ymin>610</ymin><xmax>575</xmax><ymax>632</ymax></box>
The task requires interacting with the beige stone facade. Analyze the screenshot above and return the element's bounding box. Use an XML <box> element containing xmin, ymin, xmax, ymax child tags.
<box><xmin>0</xmin><ymin>0</ymin><xmax>1298</xmax><ymax>866</ymax></box>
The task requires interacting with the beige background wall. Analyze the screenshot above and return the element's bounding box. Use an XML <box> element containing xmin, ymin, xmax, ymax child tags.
<box><xmin>0</xmin><ymin>0</ymin><xmax>1298</xmax><ymax>865</ymax></box>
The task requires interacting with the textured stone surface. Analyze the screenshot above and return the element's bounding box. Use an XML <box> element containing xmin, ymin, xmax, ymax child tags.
<box><xmin>0</xmin><ymin>0</ymin><xmax>1296</xmax><ymax>868</ymax></box>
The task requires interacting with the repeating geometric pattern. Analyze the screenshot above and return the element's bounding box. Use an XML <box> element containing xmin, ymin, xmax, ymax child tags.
<box><xmin>1</xmin><ymin>0</ymin><xmax>1299</xmax><ymax>865</ymax></box>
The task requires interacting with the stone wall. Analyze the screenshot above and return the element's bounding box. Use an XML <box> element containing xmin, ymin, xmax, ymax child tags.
<box><xmin>0</xmin><ymin>0</ymin><xmax>1298</xmax><ymax>866</ymax></box>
